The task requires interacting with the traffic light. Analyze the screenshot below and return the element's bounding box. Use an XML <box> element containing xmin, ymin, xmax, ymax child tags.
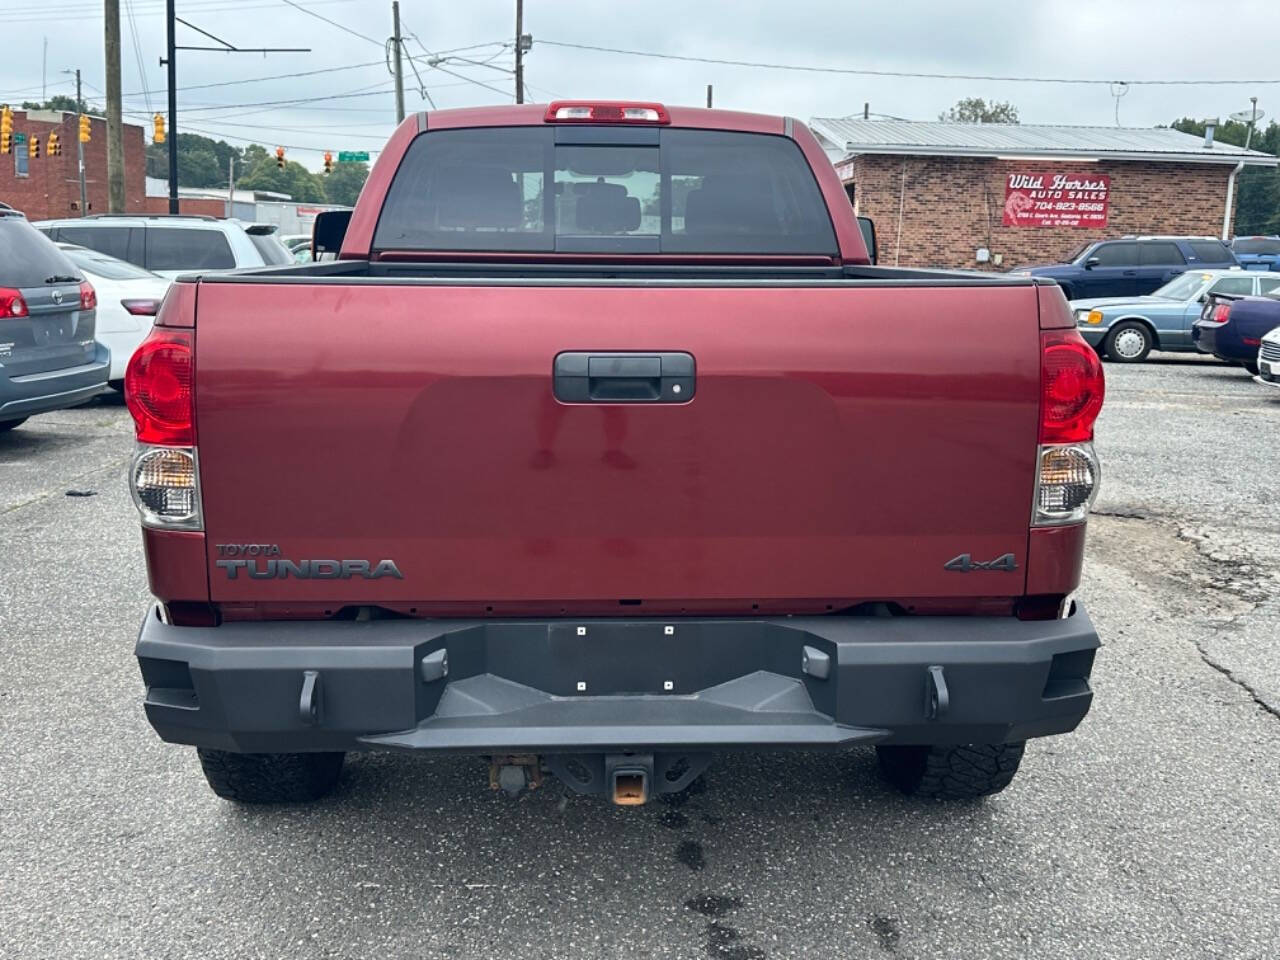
<box><xmin>323</xmin><ymin>151</ymin><xmax>333</xmax><ymax>175</ymax></box>
<box><xmin>78</xmin><ymin>114</ymin><xmax>91</xmax><ymax>143</ymax></box>
<box><xmin>1</xmin><ymin>105</ymin><xmax>12</xmax><ymax>155</ymax></box>
<box><xmin>275</xmin><ymin>146</ymin><xmax>286</xmax><ymax>170</ymax></box>
<box><xmin>47</xmin><ymin>131</ymin><xmax>60</xmax><ymax>157</ymax></box>
<box><xmin>28</xmin><ymin>134</ymin><xmax>39</xmax><ymax>159</ymax></box>
<box><xmin>153</xmin><ymin>113</ymin><xmax>165</xmax><ymax>144</ymax></box>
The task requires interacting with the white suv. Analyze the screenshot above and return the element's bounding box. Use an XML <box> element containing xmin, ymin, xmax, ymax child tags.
<box><xmin>33</xmin><ymin>215</ymin><xmax>293</xmax><ymax>280</ymax></box>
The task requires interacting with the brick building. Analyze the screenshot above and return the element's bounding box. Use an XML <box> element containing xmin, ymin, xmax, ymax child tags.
<box><xmin>0</xmin><ymin>109</ymin><xmax>147</xmax><ymax>220</ymax></box>
<box><xmin>809</xmin><ymin>118</ymin><xmax>1279</xmax><ymax>269</ymax></box>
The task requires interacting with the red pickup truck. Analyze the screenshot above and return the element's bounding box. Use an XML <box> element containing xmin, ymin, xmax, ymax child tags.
<box><xmin>128</xmin><ymin>102</ymin><xmax>1104</xmax><ymax>806</ymax></box>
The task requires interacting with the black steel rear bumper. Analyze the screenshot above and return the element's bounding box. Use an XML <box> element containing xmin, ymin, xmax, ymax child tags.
<box><xmin>135</xmin><ymin>605</ymin><xmax>1099</xmax><ymax>755</ymax></box>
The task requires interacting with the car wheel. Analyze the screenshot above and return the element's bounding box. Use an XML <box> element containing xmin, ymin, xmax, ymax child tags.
<box><xmin>196</xmin><ymin>748</ymin><xmax>345</xmax><ymax>803</ymax></box>
<box><xmin>876</xmin><ymin>742</ymin><xmax>1026</xmax><ymax>800</ymax></box>
<box><xmin>1104</xmin><ymin>321</ymin><xmax>1152</xmax><ymax>362</ymax></box>
<box><xmin>1243</xmin><ymin>361</ymin><xmax>1260</xmax><ymax>375</ymax></box>
<box><xmin>0</xmin><ymin>417</ymin><xmax>28</xmax><ymax>432</ymax></box>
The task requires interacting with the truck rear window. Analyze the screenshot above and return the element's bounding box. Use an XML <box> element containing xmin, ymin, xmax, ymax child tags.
<box><xmin>374</xmin><ymin>127</ymin><xmax>837</xmax><ymax>255</ymax></box>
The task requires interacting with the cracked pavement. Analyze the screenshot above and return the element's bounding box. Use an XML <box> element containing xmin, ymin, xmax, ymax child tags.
<box><xmin>1</xmin><ymin>354</ymin><xmax>1279</xmax><ymax>960</ymax></box>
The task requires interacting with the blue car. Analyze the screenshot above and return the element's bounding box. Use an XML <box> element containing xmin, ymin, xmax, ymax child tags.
<box><xmin>1193</xmin><ymin>287</ymin><xmax>1280</xmax><ymax>373</ymax></box>
<box><xmin>1073</xmin><ymin>270</ymin><xmax>1280</xmax><ymax>362</ymax></box>
<box><xmin>1230</xmin><ymin>236</ymin><xmax>1280</xmax><ymax>272</ymax></box>
<box><xmin>1012</xmin><ymin>236</ymin><xmax>1238</xmax><ymax>301</ymax></box>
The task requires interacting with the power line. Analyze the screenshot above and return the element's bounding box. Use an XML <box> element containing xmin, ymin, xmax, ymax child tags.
<box><xmin>118</xmin><ymin>42</ymin><xmax>505</xmax><ymax>98</ymax></box>
<box><xmin>423</xmin><ymin>61</ymin><xmax>513</xmax><ymax>101</ymax></box>
<box><xmin>123</xmin><ymin>58</ymin><xmax>383</xmax><ymax>98</ymax></box>
<box><xmin>277</xmin><ymin>0</ymin><xmax>383</xmax><ymax>48</ymax></box>
<box><xmin>539</xmin><ymin>38</ymin><xmax>1280</xmax><ymax>87</ymax></box>
<box><xmin>2</xmin><ymin>0</ymin><xmax>356</xmax><ymax>23</ymax></box>
<box><xmin>123</xmin><ymin>0</ymin><xmax>153</xmax><ymax>114</ymax></box>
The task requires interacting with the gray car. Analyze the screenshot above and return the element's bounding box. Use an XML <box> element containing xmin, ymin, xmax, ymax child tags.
<box><xmin>0</xmin><ymin>210</ymin><xmax>110</xmax><ymax>432</ymax></box>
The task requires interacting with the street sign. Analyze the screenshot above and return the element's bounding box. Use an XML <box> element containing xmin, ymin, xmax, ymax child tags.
<box><xmin>13</xmin><ymin>132</ymin><xmax>26</xmax><ymax>144</ymax></box>
<box><xmin>337</xmin><ymin>151</ymin><xmax>369</xmax><ymax>163</ymax></box>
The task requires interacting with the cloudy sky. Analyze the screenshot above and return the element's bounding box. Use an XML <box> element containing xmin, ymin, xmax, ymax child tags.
<box><xmin>2</xmin><ymin>0</ymin><xmax>1277</xmax><ymax>171</ymax></box>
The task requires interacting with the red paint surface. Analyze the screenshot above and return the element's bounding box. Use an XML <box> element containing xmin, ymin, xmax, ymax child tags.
<box><xmin>143</xmin><ymin>529</ymin><xmax>209</xmax><ymax>602</ymax></box>
<box><xmin>1025</xmin><ymin>524</ymin><xmax>1086</xmax><ymax>595</ymax></box>
<box><xmin>191</xmin><ymin>281</ymin><xmax>1043</xmax><ymax>609</ymax></box>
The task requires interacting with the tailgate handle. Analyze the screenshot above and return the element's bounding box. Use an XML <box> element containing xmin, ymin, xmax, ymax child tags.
<box><xmin>554</xmin><ymin>352</ymin><xmax>695</xmax><ymax>404</ymax></box>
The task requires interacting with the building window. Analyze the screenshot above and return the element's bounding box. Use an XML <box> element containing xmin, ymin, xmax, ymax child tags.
<box><xmin>14</xmin><ymin>138</ymin><xmax>28</xmax><ymax>178</ymax></box>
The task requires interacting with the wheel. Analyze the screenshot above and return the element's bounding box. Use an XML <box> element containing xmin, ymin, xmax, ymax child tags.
<box><xmin>1104</xmin><ymin>321</ymin><xmax>1152</xmax><ymax>362</ymax></box>
<box><xmin>876</xmin><ymin>742</ymin><xmax>1025</xmax><ymax>800</ymax></box>
<box><xmin>196</xmin><ymin>748</ymin><xmax>344</xmax><ymax>803</ymax></box>
<box><xmin>1243</xmin><ymin>361</ymin><xmax>1260</xmax><ymax>375</ymax></box>
<box><xmin>0</xmin><ymin>417</ymin><xmax>28</xmax><ymax>432</ymax></box>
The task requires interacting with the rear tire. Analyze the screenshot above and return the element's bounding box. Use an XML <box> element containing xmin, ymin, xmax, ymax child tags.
<box><xmin>876</xmin><ymin>742</ymin><xmax>1025</xmax><ymax>800</ymax></box>
<box><xmin>196</xmin><ymin>748</ymin><xmax>344</xmax><ymax>803</ymax></box>
<box><xmin>1243</xmin><ymin>361</ymin><xmax>1260</xmax><ymax>375</ymax></box>
<box><xmin>1104</xmin><ymin>321</ymin><xmax>1153</xmax><ymax>362</ymax></box>
<box><xmin>0</xmin><ymin>418</ymin><xmax>27</xmax><ymax>432</ymax></box>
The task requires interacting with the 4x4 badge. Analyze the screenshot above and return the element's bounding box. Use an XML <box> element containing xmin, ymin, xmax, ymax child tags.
<box><xmin>944</xmin><ymin>553</ymin><xmax>1017</xmax><ymax>573</ymax></box>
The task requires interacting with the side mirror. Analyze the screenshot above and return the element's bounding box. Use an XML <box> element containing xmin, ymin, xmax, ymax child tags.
<box><xmin>312</xmin><ymin>210</ymin><xmax>352</xmax><ymax>260</ymax></box>
<box><xmin>1084</xmin><ymin>257</ymin><xmax>1100</xmax><ymax>270</ymax></box>
<box><xmin>857</xmin><ymin>215</ymin><xmax>877</xmax><ymax>265</ymax></box>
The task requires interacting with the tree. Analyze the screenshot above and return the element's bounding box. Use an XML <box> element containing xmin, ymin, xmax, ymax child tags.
<box><xmin>940</xmin><ymin>98</ymin><xmax>1019</xmax><ymax>124</ymax></box>
<box><xmin>237</xmin><ymin>157</ymin><xmax>326</xmax><ymax>203</ymax></box>
<box><xmin>323</xmin><ymin>160</ymin><xmax>369</xmax><ymax>207</ymax></box>
<box><xmin>21</xmin><ymin>95</ymin><xmax>104</xmax><ymax>117</ymax></box>
<box><xmin>1170</xmin><ymin>117</ymin><xmax>1280</xmax><ymax>235</ymax></box>
<box><xmin>145</xmin><ymin>132</ymin><xmax>245</xmax><ymax>188</ymax></box>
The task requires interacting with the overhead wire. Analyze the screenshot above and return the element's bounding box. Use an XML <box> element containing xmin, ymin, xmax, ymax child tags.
<box><xmin>123</xmin><ymin>0</ymin><xmax>153</xmax><ymax>114</ymax></box>
<box><xmin>538</xmin><ymin>38</ymin><xmax>1280</xmax><ymax>87</ymax></box>
<box><xmin>276</xmin><ymin>0</ymin><xmax>384</xmax><ymax>48</ymax></box>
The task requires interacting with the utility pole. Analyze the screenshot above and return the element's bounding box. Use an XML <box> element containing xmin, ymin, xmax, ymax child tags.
<box><xmin>226</xmin><ymin>156</ymin><xmax>235</xmax><ymax>219</ymax></box>
<box><xmin>514</xmin><ymin>0</ymin><xmax>524</xmax><ymax>104</ymax></box>
<box><xmin>165</xmin><ymin>0</ymin><xmax>178</xmax><ymax>213</ymax></box>
<box><xmin>160</xmin><ymin>4</ymin><xmax>306</xmax><ymax>214</ymax></box>
<box><xmin>75</xmin><ymin>70</ymin><xmax>88</xmax><ymax>216</ymax></box>
<box><xmin>706</xmin><ymin>84</ymin><xmax>712</xmax><ymax>108</ymax></box>
<box><xmin>392</xmin><ymin>2</ymin><xmax>405</xmax><ymax>123</ymax></box>
<box><xmin>104</xmin><ymin>0</ymin><xmax>126</xmax><ymax>213</ymax></box>
<box><xmin>1245</xmin><ymin>96</ymin><xmax>1259</xmax><ymax>152</ymax></box>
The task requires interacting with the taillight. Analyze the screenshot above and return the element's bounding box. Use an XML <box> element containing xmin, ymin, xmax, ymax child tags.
<box><xmin>545</xmin><ymin>101</ymin><xmax>670</xmax><ymax>124</ymax></box>
<box><xmin>0</xmin><ymin>287</ymin><xmax>29</xmax><ymax>318</ymax></box>
<box><xmin>1033</xmin><ymin>444</ymin><xmax>1100</xmax><ymax>526</ymax></box>
<box><xmin>79</xmin><ymin>280</ymin><xmax>97</xmax><ymax>311</ymax></box>
<box><xmin>121</xmin><ymin>298</ymin><xmax>161</xmax><ymax>317</ymax></box>
<box><xmin>126</xmin><ymin>325</ymin><xmax>200</xmax><ymax>530</ymax></box>
<box><xmin>1211</xmin><ymin>304</ymin><xmax>1231</xmax><ymax>324</ymax></box>
<box><xmin>1040</xmin><ymin>329</ymin><xmax>1105</xmax><ymax>444</ymax></box>
<box><xmin>131</xmin><ymin>446</ymin><xmax>201</xmax><ymax>530</ymax></box>
<box><xmin>1035</xmin><ymin>329</ymin><xmax>1104</xmax><ymax>527</ymax></box>
<box><xmin>125</xmin><ymin>328</ymin><xmax>194</xmax><ymax>445</ymax></box>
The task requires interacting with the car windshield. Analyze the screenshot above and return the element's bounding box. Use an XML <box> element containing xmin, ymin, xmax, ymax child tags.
<box><xmin>375</xmin><ymin>127</ymin><xmax>838</xmax><ymax>255</ymax></box>
<box><xmin>247</xmin><ymin>232</ymin><xmax>294</xmax><ymax>266</ymax></box>
<box><xmin>0</xmin><ymin>216</ymin><xmax>84</xmax><ymax>287</ymax></box>
<box><xmin>1232</xmin><ymin>237</ymin><xmax>1280</xmax><ymax>255</ymax></box>
<box><xmin>60</xmin><ymin>246</ymin><xmax>157</xmax><ymax>280</ymax></box>
<box><xmin>1152</xmin><ymin>272</ymin><xmax>1210</xmax><ymax>301</ymax></box>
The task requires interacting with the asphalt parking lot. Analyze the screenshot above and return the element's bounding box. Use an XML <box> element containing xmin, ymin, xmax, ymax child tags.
<box><xmin>2</xmin><ymin>355</ymin><xmax>1278</xmax><ymax>960</ymax></box>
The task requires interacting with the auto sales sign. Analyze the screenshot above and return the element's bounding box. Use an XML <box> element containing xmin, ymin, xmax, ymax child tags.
<box><xmin>1002</xmin><ymin>172</ymin><xmax>1110</xmax><ymax>228</ymax></box>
